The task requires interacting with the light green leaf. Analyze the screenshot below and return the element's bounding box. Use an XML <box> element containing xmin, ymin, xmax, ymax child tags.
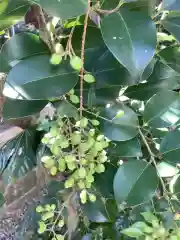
<box><xmin>100</xmin><ymin>103</ymin><xmax>139</xmax><ymax>141</ymax></box>
<box><xmin>143</xmin><ymin>91</ymin><xmax>180</xmax><ymax>128</ymax></box>
<box><xmin>124</xmin><ymin>62</ymin><xmax>180</xmax><ymax>101</ymax></box>
<box><xmin>141</xmin><ymin>212</ymin><xmax>159</xmax><ymax>223</ymax></box>
<box><xmin>3</xmin><ymin>98</ymin><xmax>48</xmax><ymax>119</ymax></box>
<box><xmin>131</xmin><ymin>221</ymin><xmax>153</xmax><ymax>233</ymax></box>
<box><xmin>101</xmin><ymin>8</ymin><xmax>156</xmax><ymax>78</ymax></box>
<box><xmin>0</xmin><ymin>32</ymin><xmax>49</xmax><ymax>73</ymax></box>
<box><xmin>0</xmin><ymin>0</ymin><xmax>31</xmax><ymax>31</ymax></box>
<box><xmin>114</xmin><ymin>161</ymin><xmax>158</xmax><ymax>205</ymax></box>
<box><xmin>6</xmin><ymin>55</ymin><xmax>78</xmax><ymax>100</ymax></box>
<box><xmin>0</xmin><ymin>0</ymin><xmax>8</xmax><ymax>15</ymax></box>
<box><xmin>162</xmin><ymin>12</ymin><xmax>180</xmax><ymax>42</ymax></box>
<box><xmin>121</xmin><ymin>227</ymin><xmax>144</xmax><ymax>238</ymax></box>
<box><xmin>162</xmin><ymin>0</ymin><xmax>180</xmax><ymax>10</ymax></box>
<box><xmin>109</xmin><ymin>138</ymin><xmax>142</xmax><ymax>157</ymax></box>
<box><xmin>160</xmin><ymin>129</ymin><xmax>180</xmax><ymax>165</ymax></box>
<box><xmin>34</xmin><ymin>0</ymin><xmax>88</xmax><ymax>20</ymax></box>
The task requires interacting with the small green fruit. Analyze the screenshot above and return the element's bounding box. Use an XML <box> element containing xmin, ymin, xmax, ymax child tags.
<box><xmin>58</xmin><ymin>219</ymin><xmax>65</xmax><ymax>228</ymax></box>
<box><xmin>86</xmin><ymin>174</ymin><xmax>94</xmax><ymax>183</ymax></box>
<box><xmin>56</xmin><ymin>234</ymin><xmax>65</xmax><ymax>240</ymax></box>
<box><xmin>65</xmin><ymin>178</ymin><xmax>74</xmax><ymax>188</ymax></box>
<box><xmin>60</xmin><ymin>140</ymin><xmax>69</xmax><ymax>149</ymax></box>
<box><xmin>70</xmin><ymin>56</ymin><xmax>83</xmax><ymax>71</ymax></box>
<box><xmin>91</xmin><ymin>119</ymin><xmax>99</xmax><ymax>126</ymax></box>
<box><xmin>80</xmin><ymin>190</ymin><xmax>87</xmax><ymax>204</ymax></box>
<box><xmin>115</xmin><ymin>110</ymin><xmax>124</xmax><ymax>118</ymax></box>
<box><xmin>50</xmin><ymin>53</ymin><xmax>62</xmax><ymax>65</ymax></box>
<box><xmin>71</xmin><ymin>131</ymin><xmax>81</xmax><ymax>145</ymax></box>
<box><xmin>89</xmin><ymin>194</ymin><xmax>96</xmax><ymax>202</ymax></box>
<box><xmin>70</xmin><ymin>94</ymin><xmax>79</xmax><ymax>104</ymax></box>
<box><xmin>38</xmin><ymin>221</ymin><xmax>46</xmax><ymax>234</ymax></box>
<box><xmin>89</xmin><ymin>129</ymin><xmax>95</xmax><ymax>137</ymax></box>
<box><xmin>67</xmin><ymin>162</ymin><xmax>76</xmax><ymax>170</ymax></box>
<box><xmin>78</xmin><ymin>167</ymin><xmax>86</xmax><ymax>178</ymax></box>
<box><xmin>68</xmin><ymin>88</ymin><xmax>75</xmax><ymax>95</ymax></box>
<box><xmin>78</xmin><ymin>180</ymin><xmax>86</xmax><ymax>189</ymax></box>
<box><xmin>42</xmin><ymin>212</ymin><xmax>54</xmax><ymax>221</ymax></box>
<box><xmin>96</xmin><ymin>164</ymin><xmax>105</xmax><ymax>173</ymax></box>
<box><xmin>36</xmin><ymin>205</ymin><xmax>44</xmax><ymax>213</ymax></box>
<box><xmin>58</xmin><ymin>158</ymin><xmax>66</xmax><ymax>172</ymax></box>
<box><xmin>50</xmin><ymin>166</ymin><xmax>58</xmax><ymax>176</ymax></box>
<box><xmin>65</xmin><ymin>155</ymin><xmax>76</xmax><ymax>163</ymax></box>
<box><xmin>84</xmin><ymin>74</ymin><xmax>95</xmax><ymax>83</ymax></box>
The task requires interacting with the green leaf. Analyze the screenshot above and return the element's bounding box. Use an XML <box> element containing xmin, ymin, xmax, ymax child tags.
<box><xmin>0</xmin><ymin>32</ymin><xmax>50</xmax><ymax>73</ymax></box>
<box><xmin>109</xmin><ymin>138</ymin><xmax>142</xmax><ymax>157</ymax></box>
<box><xmin>124</xmin><ymin>61</ymin><xmax>180</xmax><ymax>101</ymax></box>
<box><xmin>157</xmin><ymin>162</ymin><xmax>179</xmax><ymax>177</ymax></box>
<box><xmin>141</xmin><ymin>212</ymin><xmax>159</xmax><ymax>223</ymax></box>
<box><xmin>0</xmin><ymin>192</ymin><xmax>5</xmax><ymax>207</ymax></box>
<box><xmin>0</xmin><ymin>0</ymin><xmax>31</xmax><ymax>31</ymax></box>
<box><xmin>2</xmin><ymin>130</ymin><xmax>37</xmax><ymax>184</ymax></box>
<box><xmin>3</xmin><ymin>98</ymin><xmax>48</xmax><ymax>119</ymax></box>
<box><xmin>114</xmin><ymin>161</ymin><xmax>158</xmax><ymax>205</ymax></box>
<box><xmin>162</xmin><ymin>13</ymin><xmax>180</xmax><ymax>42</ymax></box>
<box><xmin>160</xmin><ymin>129</ymin><xmax>180</xmax><ymax>165</ymax></box>
<box><xmin>34</xmin><ymin>0</ymin><xmax>88</xmax><ymax>20</ymax></box>
<box><xmin>159</xmin><ymin>46</ymin><xmax>180</xmax><ymax>73</ymax></box>
<box><xmin>131</xmin><ymin>221</ymin><xmax>153</xmax><ymax>233</ymax></box>
<box><xmin>56</xmin><ymin>100</ymin><xmax>79</xmax><ymax>119</ymax></box>
<box><xmin>100</xmin><ymin>103</ymin><xmax>139</xmax><ymax>141</ymax></box>
<box><xmin>143</xmin><ymin>91</ymin><xmax>180</xmax><ymax>128</ymax></box>
<box><xmin>121</xmin><ymin>227</ymin><xmax>144</xmax><ymax>238</ymax></box>
<box><xmin>82</xmin><ymin>198</ymin><xmax>110</xmax><ymax>223</ymax></box>
<box><xmin>124</xmin><ymin>0</ymin><xmax>157</xmax><ymax>15</ymax></box>
<box><xmin>0</xmin><ymin>0</ymin><xmax>8</xmax><ymax>15</ymax></box>
<box><xmin>162</xmin><ymin>0</ymin><xmax>180</xmax><ymax>10</ymax></box>
<box><xmin>6</xmin><ymin>55</ymin><xmax>78</xmax><ymax>100</ymax></box>
<box><xmin>100</xmin><ymin>7</ymin><xmax>156</xmax><ymax>78</ymax></box>
<box><xmin>170</xmin><ymin>174</ymin><xmax>180</xmax><ymax>199</ymax></box>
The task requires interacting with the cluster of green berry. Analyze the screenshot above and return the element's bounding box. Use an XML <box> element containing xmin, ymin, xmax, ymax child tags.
<box><xmin>41</xmin><ymin>116</ymin><xmax>110</xmax><ymax>204</ymax></box>
<box><xmin>36</xmin><ymin>204</ymin><xmax>65</xmax><ymax>240</ymax></box>
<box><xmin>121</xmin><ymin>212</ymin><xmax>180</xmax><ymax>240</ymax></box>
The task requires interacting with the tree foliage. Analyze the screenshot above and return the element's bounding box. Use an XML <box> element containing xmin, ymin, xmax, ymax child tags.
<box><xmin>0</xmin><ymin>0</ymin><xmax>180</xmax><ymax>239</ymax></box>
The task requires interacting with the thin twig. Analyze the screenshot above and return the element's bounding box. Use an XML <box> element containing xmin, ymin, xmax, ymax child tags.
<box><xmin>139</xmin><ymin>128</ymin><xmax>177</xmax><ymax>216</ymax></box>
<box><xmin>79</xmin><ymin>0</ymin><xmax>91</xmax><ymax>118</ymax></box>
<box><xmin>96</xmin><ymin>0</ymin><xmax>123</xmax><ymax>14</ymax></box>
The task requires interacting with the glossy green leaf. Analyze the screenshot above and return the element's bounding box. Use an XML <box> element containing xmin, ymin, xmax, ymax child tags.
<box><xmin>124</xmin><ymin>0</ymin><xmax>157</xmax><ymax>15</ymax></box>
<box><xmin>109</xmin><ymin>138</ymin><xmax>142</xmax><ymax>157</ymax></box>
<box><xmin>143</xmin><ymin>91</ymin><xmax>180</xmax><ymax>128</ymax></box>
<box><xmin>0</xmin><ymin>0</ymin><xmax>31</xmax><ymax>31</ymax></box>
<box><xmin>124</xmin><ymin>62</ymin><xmax>180</xmax><ymax>101</ymax></box>
<box><xmin>159</xmin><ymin>46</ymin><xmax>180</xmax><ymax>73</ymax></box>
<box><xmin>160</xmin><ymin>129</ymin><xmax>180</xmax><ymax>165</ymax></box>
<box><xmin>101</xmin><ymin>8</ymin><xmax>156</xmax><ymax>78</ymax></box>
<box><xmin>162</xmin><ymin>13</ymin><xmax>180</xmax><ymax>42</ymax></box>
<box><xmin>114</xmin><ymin>161</ymin><xmax>158</xmax><ymax>205</ymax></box>
<box><xmin>100</xmin><ymin>103</ymin><xmax>139</xmax><ymax>141</ymax></box>
<box><xmin>0</xmin><ymin>32</ymin><xmax>49</xmax><ymax>72</ymax></box>
<box><xmin>162</xmin><ymin>0</ymin><xmax>180</xmax><ymax>10</ymax></box>
<box><xmin>34</xmin><ymin>0</ymin><xmax>88</xmax><ymax>20</ymax></box>
<box><xmin>2</xmin><ymin>130</ymin><xmax>37</xmax><ymax>184</ymax></box>
<box><xmin>6</xmin><ymin>55</ymin><xmax>78</xmax><ymax>100</ymax></box>
<box><xmin>3</xmin><ymin>98</ymin><xmax>48</xmax><ymax>119</ymax></box>
<box><xmin>83</xmin><ymin>198</ymin><xmax>110</xmax><ymax>223</ymax></box>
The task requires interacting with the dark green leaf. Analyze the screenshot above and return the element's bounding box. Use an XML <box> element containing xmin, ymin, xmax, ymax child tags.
<box><xmin>6</xmin><ymin>55</ymin><xmax>78</xmax><ymax>100</ymax></box>
<box><xmin>83</xmin><ymin>198</ymin><xmax>111</xmax><ymax>223</ymax></box>
<box><xmin>0</xmin><ymin>0</ymin><xmax>31</xmax><ymax>31</ymax></box>
<box><xmin>34</xmin><ymin>0</ymin><xmax>88</xmax><ymax>20</ymax></box>
<box><xmin>0</xmin><ymin>32</ymin><xmax>49</xmax><ymax>72</ymax></box>
<box><xmin>124</xmin><ymin>0</ymin><xmax>157</xmax><ymax>15</ymax></box>
<box><xmin>114</xmin><ymin>161</ymin><xmax>158</xmax><ymax>205</ymax></box>
<box><xmin>100</xmin><ymin>102</ymin><xmax>139</xmax><ymax>141</ymax></box>
<box><xmin>159</xmin><ymin>46</ymin><xmax>180</xmax><ymax>73</ymax></box>
<box><xmin>109</xmin><ymin>138</ymin><xmax>142</xmax><ymax>157</ymax></box>
<box><xmin>170</xmin><ymin>174</ymin><xmax>180</xmax><ymax>199</ymax></box>
<box><xmin>0</xmin><ymin>193</ymin><xmax>5</xmax><ymax>207</ymax></box>
<box><xmin>3</xmin><ymin>98</ymin><xmax>48</xmax><ymax>119</ymax></box>
<box><xmin>124</xmin><ymin>62</ymin><xmax>180</xmax><ymax>101</ymax></box>
<box><xmin>162</xmin><ymin>12</ymin><xmax>180</xmax><ymax>42</ymax></box>
<box><xmin>56</xmin><ymin>100</ymin><xmax>79</xmax><ymax>119</ymax></box>
<box><xmin>143</xmin><ymin>91</ymin><xmax>180</xmax><ymax>128</ymax></box>
<box><xmin>101</xmin><ymin>8</ymin><xmax>156</xmax><ymax>78</ymax></box>
<box><xmin>162</xmin><ymin>0</ymin><xmax>180</xmax><ymax>10</ymax></box>
<box><xmin>72</xmin><ymin>26</ymin><xmax>134</xmax><ymax>106</ymax></box>
<box><xmin>160</xmin><ymin>129</ymin><xmax>180</xmax><ymax>165</ymax></box>
<box><xmin>2</xmin><ymin>130</ymin><xmax>37</xmax><ymax>184</ymax></box>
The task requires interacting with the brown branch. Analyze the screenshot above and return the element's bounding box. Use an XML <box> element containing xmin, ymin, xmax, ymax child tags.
<box><xmin>79</xmin><ymin>0</ymin><xmax>91</xmax><ymax>117</ymax></box>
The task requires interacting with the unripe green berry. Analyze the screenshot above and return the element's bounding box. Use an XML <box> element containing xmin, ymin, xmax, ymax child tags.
<box><xmin>91</xmin><ymin>119</ymin><xmax>100</xmax><ymax>126</ymax></box>
<box><xmin>70</xmin><ymin>94</ymin><xmax>79</xmax><ymax>104</ymax></box>
<box><xmin>86</xmin><ymin>174</ymin><xmax>94</xmax><ymax>183</ymax></box>
<box><xmin>65</xmin><ymin>155</ymin><xmax>76</xmax><ymax>163</ymax></box>
<box><xmin>56</xmin><ymin>234</ymin><xmax>65</xmax><ymax>240</ymax></box>
<box><xmin>89</xmin><ymin>194</ymin><xmax>96</xmax><ymax>202</ymax></box>
<box><xmin>70</xmin><ymin>56</ymin><xmax>83</xmax><ymax>71</ymax></box>
<box><xmin>50</xmin><ymin>166</ymin><xmax>58</xmax><ymax>176</ymax></box>
<box><xmin>84</xmin><ymin>73</ymin><xmax>95</xmax><ymax>83</ymax></box>
<box><xmin>58</xmin><ymin>158</ymin><xmax>66</xmax><ymax>172</ymax></box>
<box><xmin>38</xmin><ymin>221</ymin><xmax>46</xmax><ymax>234</ymax></box>
<box><xmin>96</xmin><ymin>164</ymin><xmax>105</xmax><ymax>173</ymax></box>
<box><xmin>58</xmin><ymin>219</ymin><xmax>65</xmax><ymax>228</ymax></box>
<box><xmin>65</xmin><ymin>178</ymin><xmax>74</xmax><ymax>188</ymax></box>
<box><xmin>50</xmin><ymin>53</ymin><xmax>62</xmax><ymax>65</ymax></box>
<box><xmin>42</xmin><ymin>211</ymin><xmax>54</xmax><ymax>221</ymax></box>
<box><xmin>89</xmin><ymin>129</ymin><xmax>95</xmax><ymax>137</ymax></box>
<box><xmin>67</xmin><ymin>162</ymin><xmax>76</xmax><ymax>171</ymax></box>
<box><xmin>60</xmin><ymin>140</ymin><xmax>69</xmax><ymax>149</ymax></box>
<box><xmin>71</xmin><ymin>131</ymin><xmax>81</xmax><ymax>145</ymax></box>
<box><xmin>36</xmin><ymin>205</ymin><xmax>44</xmax><ymax>213</ymax></box>
<box><xmin>78</xmin><ymin>167</ymin><xmax>86</xmax><ymax>178</ymax></box>
<box><xmin>78</xmin><ymin>180</ymin><xmax>86</xmax><ymax>189</ymax></box>
<box><xmin>80</xmin><ymin>190</ymin><xmax>87</xmax><ymax>204</ymax></box>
